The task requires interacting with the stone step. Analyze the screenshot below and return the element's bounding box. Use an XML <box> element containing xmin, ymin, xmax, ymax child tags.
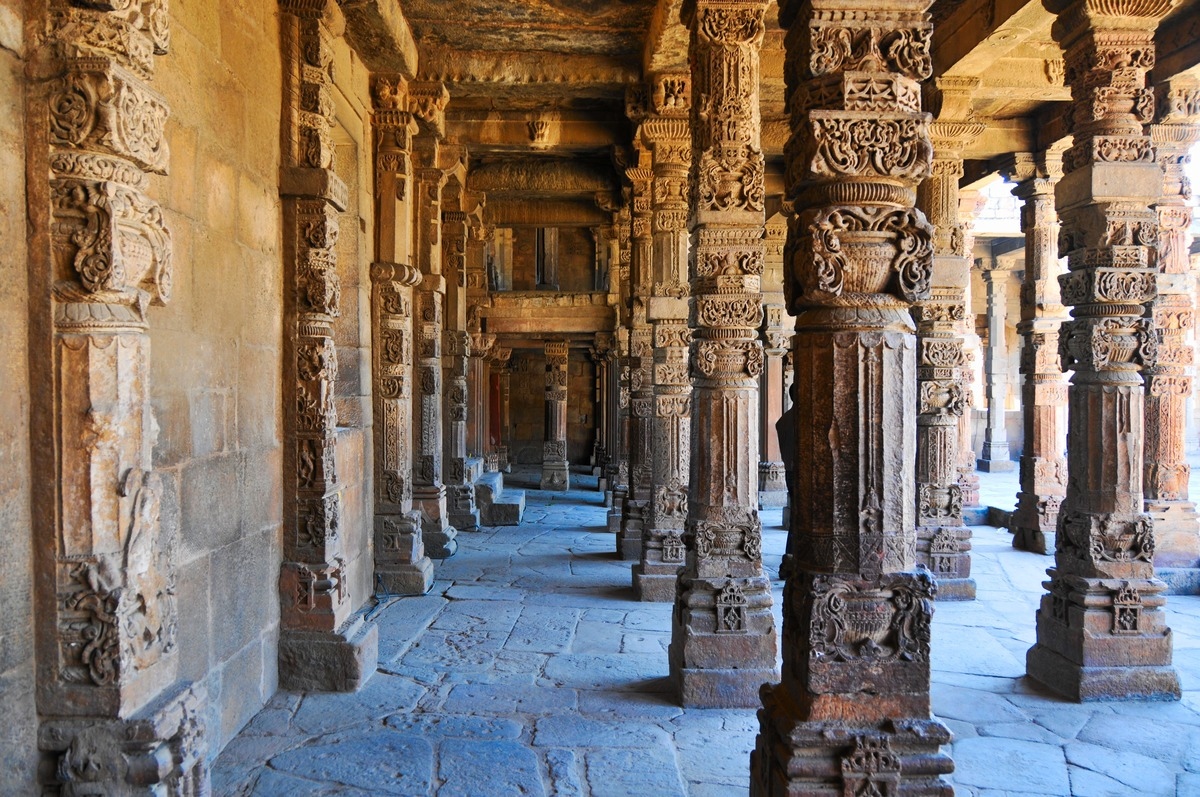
<box><xmin>476</xmin><ymin>471</ymin><xmax>525</xmax><ymax>526</ymax></box>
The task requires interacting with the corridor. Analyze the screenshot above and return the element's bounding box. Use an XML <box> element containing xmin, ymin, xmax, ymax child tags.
<box><xmin>212</xmin><ymin>471</ymin><xmax>1200</xmax><ymax>796</ymax></box>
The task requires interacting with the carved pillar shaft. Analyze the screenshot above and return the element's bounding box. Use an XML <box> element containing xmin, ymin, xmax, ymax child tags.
<box><xmin>619</xmin><ymin>157</ymin><xmax>655</xmax><ymax>558</ymax></box>
<box><xmin>669</xmin><ymin>0</ymin><xmax>778</xmax><ymax>709</ymax></box>
<box><xmin>914</xmin><ymin>118</ymin><xmax>979</xmax><ymax>598</ymax></box>
<box><xmin>759</xmin><ymin>218</ymin><xmax>790</xmax><ymax>506</ymax></box>
<box><xmin>957</xmin><ymin>191</ymin><xmax>986</xmax><ymax>510</ymax></box>
<box><xmin>634</xmin><ymin>102</ymin><xmax>694</xmax><ymax>601</ymax></box>
<box><xmin>369</xmin><ymin>77</ymin><xmax>434</xmax><ymax>595</ymax></box>
<box><xmin>977</xmin><ymin>267</ymin><xmax>1014</xmax><ymax>470</ymax></box>
<box><xmin>442</xmin><ymin>201</ymin><xmax>480</xmax><ymax>532</ymax></box>
<box><xmin>411</xmin><ymin>118</ymin><xmax>458</xmax><ymax>558</ymax></box>
<box><xmin>753</xmin><ymin>0</ymin><xmax>953</xmax><ymax>790</ymax></box>
<box><xmin>541</xmin><ymin>340</ymin><xmax>571</xmax><ymax>490</ymax></box>
<box><xmin>1026</xmin><ymin>0</ymin><xmax>1180</xmax><ymax>701</ymax></box>
<box><xmin>30</xmin><ymin>2</ymin><xmax>209</xmax><ymax>787</ymax></box>
<box><xmin>1145</xmin><ymin>89</ymin><xmax>1200</xmax><ymax>587</ymax></box>
<box><xmin>1004</xmin><ymin>152</ymin><xmax>1069</xmax><ymax>555</ymax></box>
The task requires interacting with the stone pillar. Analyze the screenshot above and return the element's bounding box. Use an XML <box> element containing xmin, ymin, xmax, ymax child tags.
<box><xmin>957</xmin><ymin>191</ymin><xmax>987</xmax><ymax>512</ymax></box>
<box><xmin>635</xmin><ymin>86</ymin><xmax>695</xmax><ymax>601</ymax></box>
<box><xmin>276</xmin><ymin>1</ymin><xmax>378</xmax><ymax>693</ymax></box>
<box><xmin>1003</xmin><ymin>151</ymin><xmax>1069</xmax><ymax>554</ymax></box>
<box><xmin>913</xmin><ymin>101</ymin><xmax>982</xmax><ymax>600</ymax></box>
<box><xmin>410</xmin><ymin>88</ymin><xmax>459</xmax><ymax>559</ymax></box>
<box><xmin>607</xmin><ymin>329</ymin><xmax>632</xmax><ymax>528</ymax></box>
<box><xmin>442</xmin><ymin>184</ymin><xmax>481</xmax><ymax>533</ymax></box>
<box><xmin>492</xmin><ymin>348</ymin><xmax>514</xmax><ymax>471</ymax></box>
<box><xmin>753</xmin><ymin>0</ymin><xmax>954</xmax><ymax>790</ymax></box>
<box><xmin>1146</xmin><ymin>82</ymin><xmax>1200</xmax><ymax>592</ymax></box>
<box><xmin>977</xmin><ymin>265</ymin><xmax>1015</xmax><ymax>471</ymax></box>
<box><xmin>591</xmin><ymin>333</ymin><xmax>615</xmax><ymax>482</ymax></box>
<box><xmin>670</xmin><ymin>0</ymin><xmax>778</xmax><ymax>708</ymax></box>
<box><xmin>29</xmin><ymin>2</ymin><xmax>209</xmax><ymax>789</ymax></box>
<box><xmin>541</xmin><ymin>340</ymin><xmax>571</xmax><ymax>490</ymax></box>
<box><xmin>369</xmin><ymin>76</ymin><xmax>434</xmax><ymax>595</ymax></box>
<box><xmin>759</xmin><ymin>218</ymin><xmax>790</xmax><ymax>508</ymax></box>
<box><xmin>469</xmin><ymin>331</ymin><xmax>496</xmax><ymax>462</ymax></box>
<box><xmin>619</xmin><ymin>146</ymin><xmax>655</xmax><ymax>559</ymax></box>
<box><xmin>1026</xmin><ymin>0</ymin><xmax>1180</xmax><ymax>701</ymax></box>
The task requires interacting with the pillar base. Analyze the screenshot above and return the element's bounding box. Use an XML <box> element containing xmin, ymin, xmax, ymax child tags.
<box><xmin>414</xmin><ymin>486</ymin><xmax>458</xmax><ymax>559</ymax></box>
<box><xmin>751</xmin><ymin>689</ymin><xmax>953</xmax><ymax>797</ymax></box>
<box><xmin>1026</xmin><ymin>572</ymin><xmax>1180</xmax><ymax>702</ymax></box>
<box><xmin>669</xmin><ymin>574</ymin><xmax>778</xmax><ymax>708</ymax></box>
<box><xmin>540</xmin><ymin>461</ymin><xmax>570</xmax><ymax>491</ymax></box>
<box><xmin>1013</xmin><ymin>527</ymin><xmax>1056</xmax><ymax>555</ymax></box>
<box><xmin>617</xmin><ymin>499</ymin><xmax>646</xmax><ymax>560</ymax></box>
<box><xmin>1148</xmin><ymin>499</ymin><xmax>1200</xmax><ymax>568</ymax></box>
<box><xmin>39</xmin><ymin>682</ymin><xmax>208</xmax><ymax>797</ymax></box>
<box><xmin>1026</xmin><ymin>643</ymin><xmax>1181</xmax><ymax>702</ymax></box>
<box><xmin>759</xmin><ymin>462</ymin><xmax>788</xmax><ymax>508</ymax></box>
<box><xmin>279</xmin><ymin>615</ymin><xmax>379</xmax><ymax>693</ymax></box>
<box><xmin>758</xmin><ymin>489</ymin><xmax>788</xmax><ymax>508</ymax></box>
<box><xmin>1156</xmin><ymin>567</ymin><xmax>1200</xmax><ymax>595</ymax></box>
<box><xmin>447</xmin><ymin>483</ymin><xmax>481</xmax><ymax>533</ymax></box>
<box><xmin>976</xmin><ymin>456</ymin><xmax>1015</xmax><ymax>473</ymax></box>
<box><xmin>917</xmin><ymin>525</ymin><xmax>975</xmax><ymax>601</ymax></box>
<box><xmin>633</xmin><ymin>561</ymin><xmax>682</xmax><ymax>603</ymax></box>
<box><xmin>1011</xmin><ymin>490</ymin><xmax>1063</xmax><ymax>554</ymax></box>
<box><xmin>376</xmin><ymin>558</ymin><xmax>435</xmax><ymax>596</ymax></box>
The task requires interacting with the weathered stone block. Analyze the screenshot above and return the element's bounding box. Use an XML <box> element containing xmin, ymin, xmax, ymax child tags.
<box><xmin>278</xmin><ymin>616</ymin><xmax>378</xmax><ymax>693</ymax></box>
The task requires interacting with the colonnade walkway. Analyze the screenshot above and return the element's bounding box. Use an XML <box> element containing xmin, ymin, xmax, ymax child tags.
<box><xmin>213</xmin><ymin>469</ymin><xmax>1200</xmax><ymax>796</ymax></box>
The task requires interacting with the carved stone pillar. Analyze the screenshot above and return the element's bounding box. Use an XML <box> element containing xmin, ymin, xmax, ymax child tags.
<box><xmin>670</xmin><ymin>0</ymin><xmax>778</xmax><ymax>708</ymax></box>
<box><xmin>369</xmin><ymin>76</ymin><xmax>434</xmax><ymax>595</ymax></box>
<box><xmin>607</xmin><ymin>328</ymin><xmax>632</xmax><ymax>528</ymax></box>
<box><xmin>633</xmin><ymin>90</ymin><xmax>695</xmax><ymax>601</ymax></box>
<box><xmin>442</xmin><ymin>190</ymin><xmax>481</xmax><ymax>532</ymax></box>
<box><xmin>410</xmin><ymin>92</ymin><xmax>459</xmax><ymax>558</ymax></box>
<box><xmin>29</xmin><ymin>2</ymin><xmax>209</xmax><ymax>790</ymax></box>
<box><xmin>590</xmin><ymin>333</ymin><xmax>615</xmax><ymax>483</ymax></box>
<box><xmin>913</xmin><ymin>104</ymin><xmax>981</xmax><ymax>600</ymax></box>
<box><xmin>491</xmin><ymin>348</ymin><xmax>514</xmax><ymax>471</ymax></box>
<box><xmin>619</xmin><ymin>145</ymin><xmax>655</xmax><ymax>558</ymax></box>
<box><xmin>1002</xmin><ymin>151</ymin><xmax>1069</xmax><ymax>555</ymax></box>
<box><xmin>753</xmin><ymin>0</ymin><xmax>954</xmax><ymax>790</ymax></box>
<box><xmin>1146</xmin><ymin>82</ymin><xmax>1200</xmax><ymax>592</ymax></box>
<box><xmin>276</xmin><ymin>0</ymin><xmax>378</xmax><ymax>693</ymax></box>
<box><xmin>977</xmin><ymin>265</ymin><xmax>1015</xmax><ymax>471</ymax></box>
<box><xmin>469</xmin><ymin>330</ymin><xmax>496</xmax><ymax>462</ymax></box>
<box><xmin>759</xmin><ymin>218</ymin><xmax>790</xmax><ymax>508</ymax></box>
<box><xmin>540</xmin><ymin>340</ymin><xmax>571</xmax><ymax>490</ymax></box>
<box><xmin>957</xmin><ymin>191</ymin><xmax>987</xmax><ymax>512</ymax></box>
<box><xmin>1026</xmin><ymin>0</ymin><xmax>1180</xmax><ymax>701</ymax></box>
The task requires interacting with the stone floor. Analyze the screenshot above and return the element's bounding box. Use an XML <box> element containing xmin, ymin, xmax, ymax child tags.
<box><xmin>213</xmin><ymin>468</ymin><xmax>1200</xmax><ymax>796</ymax></box>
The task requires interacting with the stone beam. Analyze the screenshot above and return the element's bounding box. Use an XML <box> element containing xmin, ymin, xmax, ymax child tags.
<box><xmin>644</xmin><ymin>0</ymin><xmax>690</xmax><ymax>75</ymax></box>
<box><xmin>484</xmin><ymin>198</ymin><xmax>611</xmax><ymax>227</ymax></box>
<box><xmin>1154</xmin><ymin>3</ymin><xmax>1200</xmax><ymax>84</ymax></box>
<box><xmin>933</xmin><ymin>0</ymin><xmax>1056</xmax><ymax>78</ymax></box>
<box><xmin>417</xmin><ymin>46</ymin><xmax>638</xmax><ymax>93</ymax></box>
<box><xmin>446</xmin><ymin>113</ymin><xmax>626</xmax><ymax>154</ymax></box>
<box><xmin>340</xmin><ymin>0</ymin><xmax>419</xmax><ymax>76</ymax></box>
<box><xmin>468</xmin><ymin>159</ymin><xmax>616</xmax><ymax>197</ymax></box>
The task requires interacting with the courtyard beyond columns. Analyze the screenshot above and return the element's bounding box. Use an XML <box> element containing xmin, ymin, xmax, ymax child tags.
<box><xmin>213</xmin><ymin>468</ymin><xmax>1200</xmax><ymax>796</ymax></box>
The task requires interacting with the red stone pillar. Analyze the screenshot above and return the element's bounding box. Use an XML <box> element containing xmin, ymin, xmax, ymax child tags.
<box><xmin>753</xmin><ymin>0</ymin><xmax>953</xmax><ymax>789</ymax></box>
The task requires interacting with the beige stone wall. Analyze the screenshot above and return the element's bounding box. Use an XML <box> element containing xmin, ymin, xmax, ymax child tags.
<box><xmin>558</xmin><ymin>227</ymin><xmax>597</xmax><ymax>292</ymax></box>
<box><xmin>146</xmin><ymin>0</ymin><xmax>286</xmax><ymax>756</ymax></box>
<box><xmin>567</xmin><ymin>352</ymin><xmax>596</xmax><ymax>462</ymax></box>
<box><xmin>0</xmin><ymin>1</ymin><xmax>38</xmax><ymax>789</ymax></box>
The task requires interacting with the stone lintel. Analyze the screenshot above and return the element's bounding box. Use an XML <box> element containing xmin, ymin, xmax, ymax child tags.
<box><xmin>340</xmin><ymin>0</ymin><xmax>419</xmax><ymax>77</ymax></box>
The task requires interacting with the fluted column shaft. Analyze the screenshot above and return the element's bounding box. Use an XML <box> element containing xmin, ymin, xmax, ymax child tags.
<box><xmin>753</xmin><ymin>0</ymin><xmax>953</xmax><ymax>790</ymax></box>
<box><xmin>1026</xmin><ymin>0</ymin><xmax>1180</xmax><ymax>701</ymax></box>
<box><xmin>1005</xmin><ymin>153</ymin><xmax>1069</xmax><ymax>554</ymax></box>
<box><xmin>670</xmin><ymin>0</ymin><xmax>777</xmax><ymax>709</ymax></box>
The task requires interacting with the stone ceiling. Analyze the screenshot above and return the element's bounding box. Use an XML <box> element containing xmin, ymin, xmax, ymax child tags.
<box><xmin>371</xmin><ymin>0</ymin><xmax>1200</xmax><ymax>213</ymax></box>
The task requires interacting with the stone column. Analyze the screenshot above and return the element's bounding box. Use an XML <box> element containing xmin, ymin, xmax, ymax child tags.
<box><xmin>542</xmin><ymin>340</ymin><xmax>571</xmax><ymax>490</ymax></box>
<box><xmin>753</xmin><ymin>0</ymin><xmax>953</xmax><ymax>790</ymax></box>
<box><xmin>977</xmin><ymin>265</ymin><xmax>1015</xmax><ymax>471</ymax></box>
<box><xmin>1003</xmin><ymin>151</ymin><xmax>1069</xmax><ymax>554</ymax></box>
<box><xmin>1026</xmin><ymin>0</ymin><xmax>1180</xmax><ymax>701</ymax></box>
<box><xmin>442</xmin><ymin>184</ymin><xmax>481</xmax><ymax>533</ymax></box>
<box><xmin>369</xmin><ymin>76</ymin><xmax>435</xmax><ymax>595</ymax></box>
<box><xmin>276</xmin><ymin>1</ymin><xmax>378</xmax><ymax>692</ymax></box>
<box><xmin>1146</xmin><ymin>82</ymin><xmax>1200</xmax><ymax>592</ymax></box>
<box><xmin>607</xmin><ymin>329</ymin><xmax>632</xmax><ymax>529</ymax></box>
<box><xmin>619</xmin><ymin>145</ymin><xmax>655</xmax><ymax>559</ymax></box>
<box><xmin>957</xmin><ymin>191</ymin><xmax>987</xmax><ymax>512</ymax></box>
<box><xmin>590</xmin><ymin>333</ymin><xmax>615</xmax><ymax>482</ymax></box>
<box><xmin>410</xmin><ymin>88</ymin><xmax>459</xmax><ymax>558</ymax></box>
<box><xmin>670</xmin><ymin>0</ymin><xmax>777</xmax><ymax>708</ymax></box>
<box><xmin>469</xmin><ymin>331</ymin><xmax>496</xmax><ymax>462</ymax></box>
<box><xmin>759</xmin><ymin>218</ymin><xmax>790</xmax><ymax>507</ymax></box>
<box><xmin>491</xmin><ymin>348</ymin><xmax>514</xmax><ymax>471</ymax></box>
<box><xmin>635</xmin><ymin>87</ymin><xmax>694</xmax><ymax>601</ymax></box>
<box><xmin>30</xmin><ymin>2</ymin><xmax>208</xmax><ymax>789</ymax></box>
<box><xmin>913</xmin><ymin>104</ymin><xmax>982</xmax><ymax>600</ymax></box>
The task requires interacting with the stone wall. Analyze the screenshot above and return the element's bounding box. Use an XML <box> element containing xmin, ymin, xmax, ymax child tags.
<box><xmin>507</xmin><ymin>349</ymin><xmax>597</xmax><ymax>465</ymax></box>
<box><xmin>147</xmin><ymin>0</ymin><xmax>285</xmax><ymax>757</ymax></box>
<box><xmin>0</xmin><ymin>0</ymin><xmax>37</xmax><ymax>788</ymax></box>
<box><xmin>557</xmin><ymin>228</ymin><xmax>597</xmax><ymax>292</ymax></box>
<box><xmin>567</xmin><ymin>352</ymin><xmax>596</xmax><ymax>462</ymax></box>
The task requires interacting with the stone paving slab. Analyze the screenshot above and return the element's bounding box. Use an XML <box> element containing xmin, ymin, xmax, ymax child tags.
<box><xmin>213</xmin><ymin>471</ymin><xmax>1200</xmax><ymax>796</ymax></box>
